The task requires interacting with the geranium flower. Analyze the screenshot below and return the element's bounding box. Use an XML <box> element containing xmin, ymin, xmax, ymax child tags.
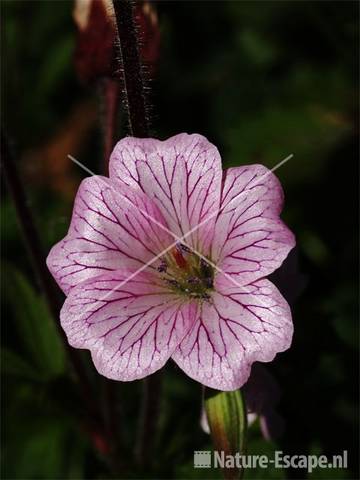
<box><xmin>47</xmin><ymin>134</ymin><xmax>295</xmax><ymax>390</ymax></box>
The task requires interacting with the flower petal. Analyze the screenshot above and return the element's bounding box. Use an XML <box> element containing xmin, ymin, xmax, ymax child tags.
<box><xmin>47</xmin><ymin>176</ymin><xmax>173</xmax><ymax>295</ymax></box>
<box><xmin>60</xmin><ymin>270</ymin><xmax>198</xmax><ymax>380</ymax></box>
<box><xmin>172</xmin><ymin>274</ymin><xmax>293</xmax><ymax>391</ymax></box>
<box><xmin>260</xmin><ymin>410</ymin><xmax>285</xmax><ymax>441</ymax></box>
<box><xmin>109</xmin><ymin>134</ymin><xmax>222</xmax><ymax>254</ymax></box>
<box><xmin>243</xmin><ymin>364</ymin><xmax>281</xmax><ymax>415</ymax></box>
<box><xmin>212</xmin><ymin>165</ymin><xmax>295</xmax><ymax>286</ymax></box>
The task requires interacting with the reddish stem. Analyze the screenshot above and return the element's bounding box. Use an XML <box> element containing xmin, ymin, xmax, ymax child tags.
<box><xmin>100</xmin><ymin>79</ymin><xmax>121</xmax><ymax>172</ymax></box>
<box><xmin>111</xmin><ymin>0</ymin><xmax>160</xmax><ymax>467</ymax></box>
<box><xmin>112</xmin><ymin>0</ymin><xmax>149</xmax><ymax>137</ymax></box>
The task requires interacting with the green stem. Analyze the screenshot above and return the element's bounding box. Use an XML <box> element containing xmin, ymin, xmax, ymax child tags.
<box><xmin>205</xmin><ymin>387</ymin><xmax>248</xmax><ymax>480</ymax></box>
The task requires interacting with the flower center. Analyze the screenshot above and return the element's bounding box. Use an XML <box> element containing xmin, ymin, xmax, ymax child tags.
<box><xmin>157</xmin><ymin>243</ymin><xmax>214</xmax><ymax>300</ymax></box>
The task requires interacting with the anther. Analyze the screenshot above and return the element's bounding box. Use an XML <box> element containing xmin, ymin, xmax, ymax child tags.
<box><xmin>200</xmin><ymin>258</ymin><xmax>212</xmax><ymax>277</ymax></box>
<box><xmin>165</xmin><ymin>278</ymin><xmax>180</xmax><ymax>288</ymax></box>
<box><xmin>178</xmin><ymin>243</ymin><xmax>192</xmax><ymax>253</ymax></box>
<box><xmin>157</xmin><ymin>260</ymin><xmax>167</xmax><ymax>273</ymax></box>
<box><xmin>187</xmin><ymin>276</ymin><xmax>200</xmax><ymax>284</ymax></box>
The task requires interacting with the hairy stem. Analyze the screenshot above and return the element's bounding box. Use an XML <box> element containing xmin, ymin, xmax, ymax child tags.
<box><xmin>112</xmin><ymin>0</ymin><xmax>149</xmax><ymax>137</ymax></box>
<box><xmin>111</xmin><ymin>0</ymin><xmax>160</xmax><ymax>467</ymax></box>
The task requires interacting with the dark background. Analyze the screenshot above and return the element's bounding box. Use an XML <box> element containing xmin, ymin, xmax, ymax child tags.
<box><xmin>1</xmin><ymin>1</ymin><xmax>359</xmax><ymax>479</ymax></box>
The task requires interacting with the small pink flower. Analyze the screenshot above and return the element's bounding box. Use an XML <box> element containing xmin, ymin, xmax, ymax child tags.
<box><xmin>47</xmin><ymin>134</ymin><xmax>295</xmax><ymax>391</ymax></box>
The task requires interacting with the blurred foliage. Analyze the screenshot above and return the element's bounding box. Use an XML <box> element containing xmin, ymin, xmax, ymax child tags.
<box><xmin>1</xmin><ymin>1</ymin><xmax>358</xmax><ymax>479</ymax></box>
<box><xmin>3</xmin><ymin>266</ymin><xmax>66</xmax><ymax>378</ymax></box>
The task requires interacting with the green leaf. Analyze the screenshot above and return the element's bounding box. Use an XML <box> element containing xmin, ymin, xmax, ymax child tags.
<box><xmin>1</xmin><ymin>347</ymin><xmax>42</xmax><ymax>381</ymax></box>
<box><xmin>2</xmin><ymin>406</ymin><xmax>86</xmax><ymax>479</ymax></box>
<box><xmin>4</xmin><ymin>266</ymin><xmax>66</xmax><ymax>379</ymax></box>
<box><xmin>245</xmin><ymin>438</ymin><xmax>285</xmax><ymax>479</ymax></box>
<box><xmin>205</xmin><ymin>388</ymin><xmax>247</xmax><ymax>479</ymax></box>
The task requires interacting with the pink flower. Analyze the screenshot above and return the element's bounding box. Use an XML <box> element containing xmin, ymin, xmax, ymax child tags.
<box><xmin>47</xmin><ymin>134</ymin><xmax>295</xmax><ymax>391</ymax></box>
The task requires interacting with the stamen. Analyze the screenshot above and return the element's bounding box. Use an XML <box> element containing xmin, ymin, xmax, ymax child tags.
<box><xmin>187</xmin><ymin>276</ymin><xmax>200</xmax><ymax>284</ymax></box>
<box><xmin>200</xmin><ymin>258</ymin><xmax>210</xmax><ymax>268</ymax></box>
<box><xmin>165</xmin><ymin>278</ymin><xmax>180</xmax><ymax>288</ymax></box>
<box><xmin>200</xmin><ymin>258</ymin><xmax>212</xmax><ymax>277</ymax></box>
<box><xmin>160</xmin><ymin>249</ymin><xmax>214</xmax><ymax>301</ymax></box>
<box><xmin>178</xmin><ymin>243</ymin><xmax>192</xmax><ymax>253</ymax></box>
<box><xmin>157</xmin><ymin>260</ymin><xmax>167</xmax><ymax>273</ymax></box>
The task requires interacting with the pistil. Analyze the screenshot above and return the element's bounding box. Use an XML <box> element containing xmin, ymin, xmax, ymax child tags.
<box><xmin>172</xmin><ymin>246</ymin><xmax>188</xmax><ymax>269</ymax></box>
